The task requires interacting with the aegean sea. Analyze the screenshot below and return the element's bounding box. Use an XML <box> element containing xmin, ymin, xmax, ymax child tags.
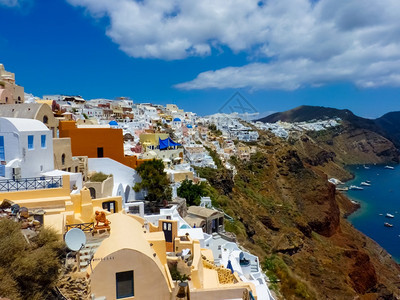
<box><xmin>346</xmin><ymin>164</ymin><xmax>400</xmax><ymax>262</ymax></box>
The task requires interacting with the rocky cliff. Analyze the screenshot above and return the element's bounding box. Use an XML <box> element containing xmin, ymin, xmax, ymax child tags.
<box><xmin>200</xmin><ymin>129</ymin><xmax>400</xmax><ymax>299</ymax></box>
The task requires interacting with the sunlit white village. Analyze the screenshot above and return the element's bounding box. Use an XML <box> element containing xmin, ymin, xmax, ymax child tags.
<box><xmin>0</xmin><ymin>64</ymin><xmax>340</xmax><ymax>300</ymax></box>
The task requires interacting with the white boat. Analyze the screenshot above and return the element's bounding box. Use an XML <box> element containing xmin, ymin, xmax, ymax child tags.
<box><xmin>336</xmin><ymin>187</ymin><xmax>349</xmax><ymax>191</ymax></box>
<box><xmin>360</xmin><ymin>181</ymin><xmax>371</xmax><ymax>186</ymax></box>
<box><xmin>349</xmin><ymin>185</ymin><xmax>364</xmax><ymax>190</ymax></box>
<box><xmin>363</xmin><ymin>165</ymin><xmax>370</xmax><ymax>169</ymax></box>
<box><xmin>384</xmin><ymin>222</ymin><xmax>394</xmax><ymax>227</ymax></box>
<box><xmin>384</xmin><ymin>165</ymin><xmax>395</xmax><ymax>169</ymax></box>
<box><xmin>386</xmin><ymin>213</ymin><xmax>395</xmax><ymax>218</ymax></box>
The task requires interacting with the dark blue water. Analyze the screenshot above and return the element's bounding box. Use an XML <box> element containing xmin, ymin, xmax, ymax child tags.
<box><xmin>345</xmin><ymin>164</ymin><xmax>400</xmax><ymax>262</ymax></box>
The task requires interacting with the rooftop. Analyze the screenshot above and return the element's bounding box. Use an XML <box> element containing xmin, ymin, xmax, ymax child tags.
<box><xmin>0</xmin><ymin>117</ymin><xmax>49</xmax><ymax>132</ymax></box>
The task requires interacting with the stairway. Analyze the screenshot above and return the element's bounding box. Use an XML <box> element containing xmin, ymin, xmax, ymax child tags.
<box><xmin>250</xmin><ymin>263</ymin><xmax>259</xmax><ymax>273</ymax></box>
<box><xmin>78</xmin><ymin>234</ymin><xmax>108</xmax><ymax>272</ymax></box>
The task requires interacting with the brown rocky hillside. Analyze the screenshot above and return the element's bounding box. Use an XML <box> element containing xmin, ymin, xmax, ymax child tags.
<box><xmin>201</xmin><ymin>128</ymin><xmax>400</xmax><ymax>299</ymax></box>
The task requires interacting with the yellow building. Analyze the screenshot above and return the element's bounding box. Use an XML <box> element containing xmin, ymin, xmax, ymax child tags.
<box><xmin>237</xmin><ymin>145</ymin><xmax>251</xmax><ymax>161</ymax></box>
<box><xmin>0</xmin><ymin>63</ymin><xmax>24</xmax><ymax>104</ymax></box>
<box><xmin>0</xmin><ymin>174</ymin><xmax>258</xmax><ymax>299</ymax></box>
<box><xmin>88</xmin><ymin>213</ymin><xmax>258</xmax><ymax>300</ymax></box>
<box><xmin>53</xmin><ymin>138</ymin><xmax>81</xmax><ymax>173</ymax></box>
<box><xmin>139</xmin><ymin>132</ymin><xmax>169</xmax><ymax>150</ymax></box>
<box><xmin>0</xmin><ymin>175</ymin><xmax>124</xmax><ymax>234</ymax></box>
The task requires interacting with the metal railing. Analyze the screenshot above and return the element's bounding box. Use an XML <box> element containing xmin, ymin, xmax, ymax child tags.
<box><xmin>0</xmin><ymin>176</ymin><xmax>63</xmax><ymax>192</ymax></box>
<box><xmin>65</xmin><ymin>222</ymin><xmax>94</xmax><ymax>233</ymax></box>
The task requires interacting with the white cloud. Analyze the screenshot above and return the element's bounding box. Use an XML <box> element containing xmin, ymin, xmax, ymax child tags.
<box><xmin>67</xmin><ymin>0</ymin><xmax>400</xmax><ymax>90</ymax></box>
<box><xmin>0</xmin><ymin>0</ymin><xmax>20</xmax><ymax>7</ymax></box>
<box><xmin>0</xmin><ymin>0</ymin><xmax>32</xmax><ymax>9</ymax></box>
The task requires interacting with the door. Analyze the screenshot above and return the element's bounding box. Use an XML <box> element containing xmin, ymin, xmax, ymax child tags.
<box><xmin>102</xmin><ymin>201</ymin><xmax>116</xmax><ymax>213</ymax></box>
<box><xmin>97</xmin><ymin>147</ymin><xmax>104</xmax><ymax>158</ymax></box>
<box><xmin>162</xmin><ymin>221</ymin><xmax>173</xmax><ymax>243</ymax></box>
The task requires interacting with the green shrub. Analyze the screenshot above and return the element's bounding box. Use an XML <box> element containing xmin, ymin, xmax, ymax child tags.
<box><xmin>0</xmin><ymin>219</ymin><xmax>63</xmax><ymax>299</ymax></box>
<box><xmin>0</xmin><ymin>267</ymin><xmax>21</xmax><ymax>300</ymax></box>
<box><xmin>90</xmin><ymin>172</ymin><xmax>109</xmax><ymax>182</ymax></box>
<box><xmin>177</xmin><ymin>179</ymin><xmax>208</xmax><ymax>206</ymax></box>
<box><xmin>263</xmin><ymin>255</ymin><xmax>314</xmax><ymax>299</ymax></box>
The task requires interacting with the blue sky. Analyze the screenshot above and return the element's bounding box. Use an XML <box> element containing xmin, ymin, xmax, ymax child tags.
<box><xmin>1</xmin><ymin>0</ymin><xmax>400</xmax><ymax>118</ymax></box>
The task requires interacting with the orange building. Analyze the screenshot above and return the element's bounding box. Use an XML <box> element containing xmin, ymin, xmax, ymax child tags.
<box><xmin>59</xmin><ymin>121</ymin><xmax>146</xmax><ymax>169</ymax></box>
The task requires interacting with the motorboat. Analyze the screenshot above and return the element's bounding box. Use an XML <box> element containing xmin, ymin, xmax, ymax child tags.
<box><xmin>349</xmin><ymin>185</ymin><xmax>364</xmax><ymax>190</ymax></box>
<box><xmin>363</xmin><ymin>165</ymin><xmax>370</xmax><ymax>169</ymax></box>
<box><xmin>360</xmin><ymin>182</ymin><xmax>371</xmax><ymax>186</ymax></box>
<box><xmin>384</xmin><ymin>165</ymin><xmax>395</xmax><ymax>170</ymax></box>
<box><xmin>384</xmin><ymin>222</ymin><xmax>394</xmax><ymax>227</ymax></box>
<box><xmin>336</xmin><ymin>187</ymin><xmax>349</xmax><ymax>191</ymax></box>
<box><xmin>386</xmin><ymin>213</ymin><xmax>395</xmax><ymax>218</ymax></box>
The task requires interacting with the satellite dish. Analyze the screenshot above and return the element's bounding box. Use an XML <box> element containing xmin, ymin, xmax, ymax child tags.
<box><xmin>65</xmin><ymin>228</ymin><xmax>86</xmax><ymax>251</ymax></box>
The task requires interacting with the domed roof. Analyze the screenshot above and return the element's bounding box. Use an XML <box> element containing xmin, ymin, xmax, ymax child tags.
<box><xmin>187</xmin><ymin>124</ymin><xmax>193</xmax><ymax>128</ymax></box>
<box><xmin>109</xmin><ymin>120</ymin><xmax>118</xmax><ymax>125</ymax></box>
<box><xmin>173</xmin><ymin>117</ymin><xmax>181</xmax><ymax>122</ymax></box>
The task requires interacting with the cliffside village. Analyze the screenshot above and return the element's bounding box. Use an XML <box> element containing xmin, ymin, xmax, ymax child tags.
<box><xmin>0</xmin><ymin>63</ymin><xmax>343</xmax><ymax>299</ymax></box>
<box><xmin>1</xmin><ymin>64</ymin><xmax>277</xmax><ymax>300</ymax></box>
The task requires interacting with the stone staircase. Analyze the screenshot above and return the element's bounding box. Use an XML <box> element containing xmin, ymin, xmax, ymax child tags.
<box><xmin>250</xmin><ymin>263</ymin><xmax>258</xmax><ymax>273</ymax></box>
<box><xmin>79</xmin><ymin>233</ymin><xmax>109</xmax><ymax>272</ymax></box>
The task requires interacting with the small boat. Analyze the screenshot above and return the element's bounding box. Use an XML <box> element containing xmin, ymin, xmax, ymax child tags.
<box><xmin>360</xmin><ymin>181</ymin><xmax>371</xmax><ymax>186</ymax></box>
<box><xmin>365</xmin><ymin>180</ymin><xmax>371</xmax><ymax>184</ymax></box>
<box><xmin>379</xmin><ymin>213</ymin><xmax>383</xmax><ymax>216</ymax></box>
<box><xmin>363</xmin><ymin>165</ymin><xmax>370</xmax><ymax>169</ymax></box>
<box><xmin>336</xmin><ymin>187</ymin><xmax>349</xmax><ymax>191</ymax></box>
<box><xmin>384</xmin><ymin>222</ymin><xmax>394</xmax><ymax>227</ymax></box>
<box><xmin>386</xmin><ymin>213</ymin><xmax>395</xmax><ymax>218</ymax></box>
<box><xmin>384</xmin><ymin>165</ymin><xmax>395</xmax><ymax>169</ymax></box>
<box><xmin>349</xmin><ymin>185</ymin><xmax>364</xmax><ymax>190</ymax></box>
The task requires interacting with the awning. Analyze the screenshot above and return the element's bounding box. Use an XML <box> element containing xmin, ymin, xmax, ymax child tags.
<box><xmin>159</xmin><ymin>137</ymin><xmax>181</xmax><ymax>150</ymax></box>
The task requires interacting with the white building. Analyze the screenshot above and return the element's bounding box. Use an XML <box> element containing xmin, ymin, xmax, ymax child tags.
<box><xmin>81</xmin><ymin>106</ymin><xmax>104</xmax><ymax>118</ymax></box>
<box><xmin>88</xmin><ymin>158</ymin><xmax>144</xmax><ymax>205</ymax></box>
<box><xmin>0</xmin><ymin>117</ymin><xmax>54</xmax><ymax>179</ymax></box>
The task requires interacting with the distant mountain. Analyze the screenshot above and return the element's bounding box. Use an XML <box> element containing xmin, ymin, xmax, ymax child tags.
<box><xmin>257</xmin><ymin>105</ymin><xmax>400</xmax><ymax>147</ymax></box>
<box><xmin>257</xmin><ymin>105</ymin><xmax>353</xmax><ymax>123</ymax></box>
<box><xmin>375</xmin><ymin>112</ymin><xmax>400</xmax><ymax>148</ymax></box>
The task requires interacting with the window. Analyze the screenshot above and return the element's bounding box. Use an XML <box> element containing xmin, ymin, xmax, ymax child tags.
<box><xmin>41</xmin><ymin>135</ymin><xmax>46</xmax><ymax>148</ymax></box>
<box><xmin>61</xmin><ymin>153</ymin><xmax>66</xmax><ymax>165</ymax></box>
<box><xmin>43</xmin><ymin>115</ymin><xmax>48</xmax><ymax>124</ymax></box>
<box><xmin>116</xmin><ymin>271</ymin><xmax>134</xmax><ymax>299</ymax></box>
<box><xmin>97</xmin><ymin>147</ymin><xmax>104</xmax><ymax>158</ymax></box>
<box><xmin>28</xmin><ymin>135</ymin><xmax>34</xmax><ymax>149</ymax></box>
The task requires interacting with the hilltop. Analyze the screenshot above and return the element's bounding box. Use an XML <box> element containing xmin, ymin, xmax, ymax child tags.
<box><xmin>257</xmin><ymin>105</ymin><xmax>400</xmax><ymax>149</ymax></box>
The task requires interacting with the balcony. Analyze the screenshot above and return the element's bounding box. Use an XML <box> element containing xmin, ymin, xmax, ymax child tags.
<box><xmin>0</xmin><ymin>176</ymin><xmax>63</xmax><ymax>192</ymax></box>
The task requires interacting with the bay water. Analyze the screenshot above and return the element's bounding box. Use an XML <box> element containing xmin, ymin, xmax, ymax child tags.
<box><xmin>345</xmin><ymin>164</ymin><xmax>400</xmax><ymax>262</ymax></box>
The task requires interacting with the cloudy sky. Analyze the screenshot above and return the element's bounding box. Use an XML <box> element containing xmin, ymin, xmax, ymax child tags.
<box><xmin>1</xmin><ymin>0</ymin><xmax>400</xmax><ymax>117</ymax></box>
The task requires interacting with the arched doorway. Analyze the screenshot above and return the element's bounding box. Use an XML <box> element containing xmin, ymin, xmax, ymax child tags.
<box><xmin>124</xmin><ymin>185</ymin><xmax>131</xmax><ymax>202</ymax></box>
<box><xmin>89</xmin><ymin>187</ymin><xmax>96</xmax><ymax>199</ymax></box>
